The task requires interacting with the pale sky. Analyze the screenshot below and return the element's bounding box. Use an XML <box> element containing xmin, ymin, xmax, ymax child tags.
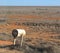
<box><xmin>0</xmin><ymin>0</ymin><xmax>60</xmax><ymax>6</ymax></box>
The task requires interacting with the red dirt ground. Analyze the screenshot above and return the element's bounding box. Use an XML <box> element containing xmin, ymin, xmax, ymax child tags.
<box><xmin>0</xmin><ymin>40</ymin><xmax>13</xmax><ymax>46</ymax></box>
<box><xmin>0</xmin><ymin>14</ymin><xmax>60</xmax><ymax>46</ymax></box>
<box><xmin>6</xmin><ymin>14</ymin><xmax>60</xmax><ymax>20</ymax></box>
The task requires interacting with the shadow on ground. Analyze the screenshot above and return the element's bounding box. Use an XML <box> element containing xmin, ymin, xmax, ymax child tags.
<box><xmin>0</xmin><ymin>43</ymin><xmax>55</xmax><ymax>53</ymax></box>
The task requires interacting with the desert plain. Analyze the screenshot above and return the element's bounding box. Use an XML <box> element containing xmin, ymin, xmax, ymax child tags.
<box><xmin>0</xmin><ymin>6</ymin><xmax>59</xmax><ymax>53</ymax></box>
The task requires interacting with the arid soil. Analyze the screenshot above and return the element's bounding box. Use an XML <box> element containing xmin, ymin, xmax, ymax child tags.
<box><xmin>0</xmin><ymin>6</ymin><xmax>60</xmax><ymax>53</ymax></box>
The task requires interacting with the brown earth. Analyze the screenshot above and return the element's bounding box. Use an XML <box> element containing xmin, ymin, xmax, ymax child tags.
<box><xmin>0</xmin><ymin>6</ymin><xmax>60</xmax><ymax>53</ymax></box>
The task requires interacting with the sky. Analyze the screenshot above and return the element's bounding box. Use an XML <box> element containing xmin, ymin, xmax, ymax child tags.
<box><xmin>0</xmin><ymin>0</ymin><xmax>60</xmax><ymax>6</ymax></box>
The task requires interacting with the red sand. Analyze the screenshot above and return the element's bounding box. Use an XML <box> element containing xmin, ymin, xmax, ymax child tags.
<box><xmin>0</xmin><ymin>40</ymin><xmax>13</xmax><ymax>46</ymax></box>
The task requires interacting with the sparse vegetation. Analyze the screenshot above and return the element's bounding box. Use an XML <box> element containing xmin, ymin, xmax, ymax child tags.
<box><xmin>0</xmin><ymin>6</ymin><xmax>60</xmax><ymax>53</ymax></box>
